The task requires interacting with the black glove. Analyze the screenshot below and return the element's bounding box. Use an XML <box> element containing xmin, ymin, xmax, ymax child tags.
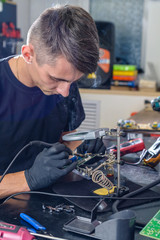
<box><xmin>77</xmin><ymin>138</ymin><xmax>106</xmax><ymax>154</ymax></box>
<box><xmin>25</xmin><ymin>142</ymin><xmax>76</xmax><ymax>190</ymax></box>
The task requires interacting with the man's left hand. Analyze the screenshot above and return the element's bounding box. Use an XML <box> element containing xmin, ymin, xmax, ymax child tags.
<box><xmin>77</xmin><ymin>138</ymin><xmax>106</xmax><ymax>154</ymax></box>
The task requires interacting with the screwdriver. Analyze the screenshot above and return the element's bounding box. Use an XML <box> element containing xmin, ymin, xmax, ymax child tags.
<box><xmin>0</xmin><ymin>220</ymin><xmax>67</xmax><ymax>240</ymax></box>
<box><xmin>0</xmin><ymin>220</ymin><xmax>35</xmax><ymax>240</ymax></box>
<box><xmin>30</xmin><ymin>232</ymin><xmax>66</xmax><ymax>240</ymax></box>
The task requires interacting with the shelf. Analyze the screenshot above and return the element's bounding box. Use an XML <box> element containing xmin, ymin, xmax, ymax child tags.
<box><xmin>5</xmin><ymin>1</ymin><xmax>16</xmax><ymax>5</ymax></box>
<box><xmin>0</xmin><ymin>36</ymin><xmax>23</xmax><ymax>41</ymax></box>
<box><xmin>79</xmin><ymin>88</ymin><xmax>160</xmax><ymax>97</ymax></box>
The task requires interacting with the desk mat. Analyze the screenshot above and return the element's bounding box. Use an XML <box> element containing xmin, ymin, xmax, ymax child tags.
<box><xmin>52</xmin><ymin>176</ymin><xmax>160</xmax><ymax>212</ymax></box>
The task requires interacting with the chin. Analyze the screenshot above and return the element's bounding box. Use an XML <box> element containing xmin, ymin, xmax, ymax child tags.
<box><xmin>41</xmin><ymin>89</ymin><xmax>57</xmax><ymax>95</ymax></box>
<box><xmin>45</xmin><ymin>92</ymin><xmax>56</xmax><ymax>96</ymax></box>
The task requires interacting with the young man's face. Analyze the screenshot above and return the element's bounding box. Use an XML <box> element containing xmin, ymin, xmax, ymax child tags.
<box><xmin>30</xmin><ymin>55</ymin><xmax>84</xmax><ymax>97</ymax></box>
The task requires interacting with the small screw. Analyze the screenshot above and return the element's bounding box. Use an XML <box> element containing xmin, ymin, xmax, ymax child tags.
<box><xmin>42</xmin><ymin>203</ymin><xmax>46</xmax><ymax>210</ymax></box>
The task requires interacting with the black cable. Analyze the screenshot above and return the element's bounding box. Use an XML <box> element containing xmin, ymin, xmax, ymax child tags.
<box><xmin>2</xmin><ymin>190</ymin><xmax>160</xmax><ymax>205</ymax></box>
<box><xmin>112</xmin><ymin>177</ymin><xmax>160</xmax><ymax>229</ymax></box>
<box><xmin>1</xmin><ymin>190</ymin><xmax>159</xmax><ymax>230</ymax></box>
<box><xmin>0</xmin><ymin>140</ymin><xmax>53</xmax><ymax>183</ymax></box>
<box><xmin>121</xmin><ymin>152</ymin><xmax>142</xmax><ymax>166</ymax></box>
<box><xmin>112</xmin><ymin>177</ymin><xmax>160</xmax><ymax>213</ymax></box>
<box><xmin>2</xmin><ymin>190</ymin><xmax>159</xmax><ymax>231</ymax></box>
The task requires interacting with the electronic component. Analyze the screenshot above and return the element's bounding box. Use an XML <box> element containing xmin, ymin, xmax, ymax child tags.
<box><xmin>63</xmin><ymin>127</ymin><xmax>123</xmax><ymax>192</ymax></box>
<box><xmin>140</xmin><ymin>210</ymin><xmax>160</xmax><ymax>239</ymax></box>
<box><xmin>76</xmin><ymin>152</ymin><xmax>116</xmax><ymax>195</ymax></box>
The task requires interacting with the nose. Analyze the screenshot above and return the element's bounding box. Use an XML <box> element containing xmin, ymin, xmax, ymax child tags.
<box><xmin>56</xmin><ymin>82</ymin><xmax>71</xmax><ymax>97</ymax></box>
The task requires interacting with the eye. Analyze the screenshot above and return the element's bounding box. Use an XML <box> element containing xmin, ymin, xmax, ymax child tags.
<box><xmin>49</xmin><ymin>75</ymin><xmax>59</xmax><ymax>82</ymax></box>
<box><xmin>53</xmin><ymin>78</ymin><xmax>59</xmax><ymax>83</ymax></box>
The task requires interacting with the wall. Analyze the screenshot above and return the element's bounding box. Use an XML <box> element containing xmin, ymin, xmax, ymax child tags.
<box><xmin>30</xmin><ymin>0</ymin><xmax>90</xmax><ymax>24</ymax></box>
<box><xmin>142</xmin><ymin>0</ymin><xmax>160</xmax><ymax>85</ymax></box>
<box><xmin>14</xmin><ymin>0</ymin><xmax>30</xmax><ymax>52</ymax></box>
<box><xmin>90</xmin><ymin>0</ymin><xmax>144</xmax><ymax>68</ymax></box>
<box><xmin>14</xmin><ymin>0</ymin><xmax>89</xmax><ymax>54</ymax></box>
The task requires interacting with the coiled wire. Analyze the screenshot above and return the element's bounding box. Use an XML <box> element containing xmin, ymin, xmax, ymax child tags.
<box><xmin>92</xmin><ymin>170</ymin><xmax>114</xmax><ymax>190</ymax></box>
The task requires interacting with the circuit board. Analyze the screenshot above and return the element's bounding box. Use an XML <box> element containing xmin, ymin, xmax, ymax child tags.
<box><xmin>140</xmin><ymin>210</ymin><xmax>160</xmax><ymax>239</ymax></box>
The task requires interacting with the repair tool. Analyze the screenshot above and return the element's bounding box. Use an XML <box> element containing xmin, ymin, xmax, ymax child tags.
<box><xmin>62</xmin><ymin>128</ymin><xmax>121</xmax><ymax>141</ymax></box>
<box><xmin>140</xmin><ymin>137</ymin><xmax>160</xmax><ymax>167</ymax></box>
<box><xmin>63</xmin><ymin>199</ymin><xmax>136</xmax><ymax>240</ymax></box>
<box><xmin>76</xmin><ymin>152</ymin><xmax>117</xmax><ymax>196</ymax></box>
<box><xmin>20</xmin><ymin>213</ymin><xmax>66</xmax><ymax>240</ymax></box>
<box><xmin>62</xmin><ymin>127</ymin><xmax>122</xmax><ymax>194</ymax></box>
<box><xmin>0</xmin><ymin>220</ymin><xmax>35</xmax><ymax>240</ymax></box>
<box><xmin>63</xmin><ymin>199</ymin><xmax>102</xmax><ymax>235</ymax></box>
<box><xmin>108</xmin><ymin>138</ymin><xmax>145</xmax><ymax>156</ymax></box>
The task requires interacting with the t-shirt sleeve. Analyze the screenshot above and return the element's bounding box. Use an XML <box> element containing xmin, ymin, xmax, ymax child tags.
<box><xmin>64</xmin><ymin>82</ymin><xmax>85</xmax><ymax>131</ymax></box>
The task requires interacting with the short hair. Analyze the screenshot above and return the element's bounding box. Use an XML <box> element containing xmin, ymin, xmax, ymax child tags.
<box><xmin>27</xmin><ymin>5</ymin><xmax>99</xmax><ymax>74</ymax></box>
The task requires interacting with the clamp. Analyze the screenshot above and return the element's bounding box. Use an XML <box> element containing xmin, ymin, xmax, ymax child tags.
<box><xmin>62</xmin><ymin>127</ymin><xmax>123</xmax><ymax>193</ymax></box>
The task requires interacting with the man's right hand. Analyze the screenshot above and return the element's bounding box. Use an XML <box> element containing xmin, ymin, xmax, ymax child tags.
<box><xmin>25</xmin><ymin>142</ymin><xmax>76</xmax><ymax>190</ymax></box>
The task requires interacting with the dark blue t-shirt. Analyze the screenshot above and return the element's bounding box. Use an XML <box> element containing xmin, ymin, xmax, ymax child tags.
<box><xmin>0</xmin><ymin>56</ymin><xmax>85</xmax><ymax>174</ymax></box>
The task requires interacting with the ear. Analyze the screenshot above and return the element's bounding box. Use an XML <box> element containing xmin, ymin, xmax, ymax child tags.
<box><xmin>21</xmin><ymin>44</ymin><xmax>34</xmax><ymax>64</ymax></box>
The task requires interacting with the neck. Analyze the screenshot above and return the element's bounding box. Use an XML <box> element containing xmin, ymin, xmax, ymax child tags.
<box><xmin>9</xmin><ymin>55</ymin><xmax>34</xmax><ymax>87</ymax></box>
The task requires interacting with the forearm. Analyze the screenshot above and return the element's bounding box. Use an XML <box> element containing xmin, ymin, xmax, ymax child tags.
<box><xmin>0</xmin><ymin>171</ymin><xmax>30</xmax><ymax>199</ymax></box>
<box><xmin>60</xmin><ymin>130</ymin><xmax>82</xmax><ymax>151</ymax></box>
<box><xmin>62</xmin><ymin>140</ymin><xmax>82</xmax><ymax>152</ymax></box>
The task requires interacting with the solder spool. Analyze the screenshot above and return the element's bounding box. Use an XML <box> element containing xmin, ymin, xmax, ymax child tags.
<box><xmin>92</xmin><ymin>170</ymin><xmax>114</xmax><ymax>191</ymax></box>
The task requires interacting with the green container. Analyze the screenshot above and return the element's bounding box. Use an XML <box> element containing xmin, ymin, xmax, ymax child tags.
<box><xmin>113</xmin><ymin>64</ymin><xmax>136</xmax><ymax>71</ymax></box>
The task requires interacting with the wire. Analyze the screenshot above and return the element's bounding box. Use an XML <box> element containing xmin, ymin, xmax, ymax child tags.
<box><xmin>122</xmin><ymin>159</ymin><xmax>142</xmax><ymax>166</ymax></box>
<box><xmin>0</xmin><ymin>140</ymin><xmax>53</xmax><ymax>183</ymax></box>
<box><xmin>2</xmin><ymin>190</ymin><xmax>160</xmax><ymax>205</ymax></box>
<box><xmin>121</xmin><ymin>152</ymin><xmax>142</xmax><ymax>166</ymax></box>
<box><xmin>112</xmin><ymin>177</ymin><xmax>160</xmax><ymax>213</ymax></box>
<box><xmin>112</xmin><ymin>176</ymin><xmax>160</xmax><ymax>229</ymax></box>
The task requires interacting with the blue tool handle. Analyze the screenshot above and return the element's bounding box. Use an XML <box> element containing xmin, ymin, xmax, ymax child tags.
<box><xmin>20</xmin><ymin>213</ymin><xmax>46</xmax><ymax>230</ymax></box>
<box><xmin>70</xmin><ymin>155</ymin><xmax>78</xmax><ymax>162</ymax></box>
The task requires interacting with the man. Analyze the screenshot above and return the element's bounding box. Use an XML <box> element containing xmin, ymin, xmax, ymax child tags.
<box><xmin>0</xmin><ymin>5</ymin><xmax>102</xmax><ymax>199</ymax></box>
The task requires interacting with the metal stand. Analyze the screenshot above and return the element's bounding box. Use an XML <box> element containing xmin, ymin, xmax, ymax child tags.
<box><xmin>116</xmin><ymin>126</ymin><xmax>121</xmax><ymax>191</ymax></box>
<box><xmin>62</xmin><ymin>127</ymin><xmax>124</xmax><ymax>195</ymax></box>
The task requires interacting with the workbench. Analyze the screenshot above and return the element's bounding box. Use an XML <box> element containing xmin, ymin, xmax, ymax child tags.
<box><xmin>0</xmin><ymin>192</ymin><xmax>159</xmax><ymax>240</ymax></box>
<box><xmin>0</xmin><ymin>165</ymin><xmax>159</xmax><ymax>240</ymax></box>
<box><xmin>0</xmin><ymin>108</ymin><xmax>160</xmax><ymax>239</ymax></box>
<box><xmin>129</xmin><ymin>108</ymin><xmax>160</xmax><ymax>125</ymax></box>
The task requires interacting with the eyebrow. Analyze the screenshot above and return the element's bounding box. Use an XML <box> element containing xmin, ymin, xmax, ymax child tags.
<box><xmin>49</xmin><ymin>74</ymin><xmax>85</xmax><ymax>83</ymax></box>
<box><xmin>49</xmin><ymin>75</ymin><xmax>71</xmax><ymax>83</ymax></box>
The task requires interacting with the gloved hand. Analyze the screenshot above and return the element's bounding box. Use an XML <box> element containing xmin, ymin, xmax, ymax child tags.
<box><xmin>25</xmin><ymin>142</ymin><xmax>76</xmax><ymax>190</ymax></box>
<box><xmin>77</xmin><ymin>138</ymin><xmax>106</xmax><ymax>154</ymax></box>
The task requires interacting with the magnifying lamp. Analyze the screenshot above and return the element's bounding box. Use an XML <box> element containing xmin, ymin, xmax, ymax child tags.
<box><xmin>62</xmin><ymin>128</ymin><xmax>109</xmax><ymax>141</ymax></box>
